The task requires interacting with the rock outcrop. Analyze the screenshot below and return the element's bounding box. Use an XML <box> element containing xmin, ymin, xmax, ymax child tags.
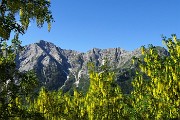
<box><xmin>15</xmin><ymin>40</ymin><xmax>167</xmax><ymax>92</ymax></box>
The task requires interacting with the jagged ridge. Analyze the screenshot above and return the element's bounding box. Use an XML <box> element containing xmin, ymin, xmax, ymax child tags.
<box><xmin>15</xmin><ymin>40</ymin><xmax>168</xmax><ymax>92</ymax></box>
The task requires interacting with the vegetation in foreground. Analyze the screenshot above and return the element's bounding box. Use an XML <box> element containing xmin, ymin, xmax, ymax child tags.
<box><xmin>0</xmin><ymin>35</ymin><xmax>179</xmax><ymax>120</ymax></box>
<box><xmin>0</xmin><ymin>1</ymin><xmax>179</xmax><ymax>119</ymax></box>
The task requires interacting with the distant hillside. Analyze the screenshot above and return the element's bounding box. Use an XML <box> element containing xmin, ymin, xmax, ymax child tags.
<box><xmin>15</xmin><ymin>40</ymin><xmax>169</xmax><ymax>93</ymax></box>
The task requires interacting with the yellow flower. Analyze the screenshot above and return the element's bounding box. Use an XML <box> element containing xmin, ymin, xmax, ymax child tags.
<box><xmin>19</xmin><ymin>9</ymin><xmax>23</xmax><ymax>17</ymax></box>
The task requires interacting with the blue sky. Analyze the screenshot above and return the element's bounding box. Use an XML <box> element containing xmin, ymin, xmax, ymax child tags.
<box><xmin>18</xmin><ymin>0</ymin><xmax>180</xmax><ymax>52</ymax></box>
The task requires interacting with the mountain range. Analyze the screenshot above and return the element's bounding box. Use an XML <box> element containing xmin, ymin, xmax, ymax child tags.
<box><xmin>15</xmin><ymin>40</ymin><xmax>169</xmax><ymax>93</ymax></box>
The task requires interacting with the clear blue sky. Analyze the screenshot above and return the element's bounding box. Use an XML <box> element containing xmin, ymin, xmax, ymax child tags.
<box><xmin>18</xmin><ymin>0</ymin><xmax>180</xmax><ymax>52</ymax></box>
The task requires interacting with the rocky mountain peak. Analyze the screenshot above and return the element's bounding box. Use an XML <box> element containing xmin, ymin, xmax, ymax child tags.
<box><xmin>37</xmin><ymin>40</ymin><xmax>55</xmax><ymax>47</ymax></box>
<box><xmin>16</xmin><ymin>40</ymin><xmax>168</xmax><ymax>92</ymax></box>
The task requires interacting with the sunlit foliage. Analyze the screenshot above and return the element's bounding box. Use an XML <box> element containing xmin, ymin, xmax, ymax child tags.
<box><xmin>132</xmin><ymin>34</ymin><xmax>180</xmax><ymax>119</ymax></box>
<box><xmin>0</xmin><ymin>0</ymin><xmax>53</xmax><ymax>119</ymax></box>
<box><xmin>0</xmin><ymin>0</ymin><xmax>54</xmax><ymax>40</ymax></box>
<box><xmin>2</xmin><ymin>35</ymin><xmax>179</xmax><ymax>119</ymax></box>
<box><xmin>0</xmin><ymin>1</ymin><xmax>179</xmax><ymax>119</ymax></box>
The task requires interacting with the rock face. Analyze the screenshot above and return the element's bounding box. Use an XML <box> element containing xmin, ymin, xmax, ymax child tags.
<box><xmin>15</xmin><ymin>40</ymin><xmax>167</xmax><ymax>92</ymax></box>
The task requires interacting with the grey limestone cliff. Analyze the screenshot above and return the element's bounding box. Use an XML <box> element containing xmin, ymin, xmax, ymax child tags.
<box><xmin>15</xmin><ymin>40</ymin><xmax>167</xmax><ymax>92</ymax></box>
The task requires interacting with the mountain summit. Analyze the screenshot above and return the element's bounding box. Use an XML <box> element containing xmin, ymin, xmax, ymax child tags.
<box><xmin>15</xmin><ymin>40</ymin><xmax>168</xmax><ymax>92</ymax></box>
